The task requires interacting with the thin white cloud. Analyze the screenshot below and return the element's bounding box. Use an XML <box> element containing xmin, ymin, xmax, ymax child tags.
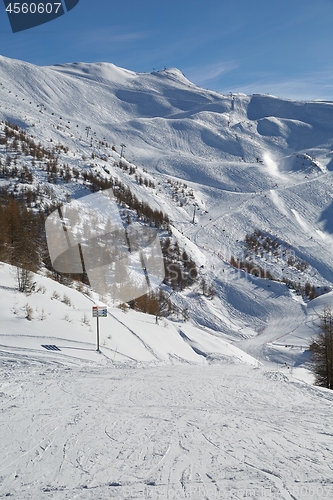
<box><xmin>78</xmin><ymin>27</ymin><xmax>150</xmax><ymax>47</ymax></box>
<box><xmin>218</xmin><ymin>70</ymin><xmax>333</xmax><ymax>101</ymax></box>
<box><xmin>186</xmin><ymin>61</ymin><xmax>239</xmax><ymax>86</ymax></box>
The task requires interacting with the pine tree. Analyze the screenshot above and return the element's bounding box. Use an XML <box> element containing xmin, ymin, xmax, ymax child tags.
<box><xmin>207</xmin><ymin>283</ymin><xmax>215</xmax><ymax>299</ymax></box>
<box><xmin>310</xmin><ymin>305</ymin><xmax>333</xmax><ymax>389</ymax></box>
<box><xmin>200</xmin><ymin>277</ymin><xmax>207</xmax><ymax>295</ymax></box>
<box><xmin>0</xmin><ymin>194</ymin><xmax>42</xmax><ymax>292</ymax></box>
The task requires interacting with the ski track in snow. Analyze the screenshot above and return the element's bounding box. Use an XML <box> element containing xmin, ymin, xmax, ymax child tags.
<box><xmin>1</xmin><ymin>361</ymin><xmax>333</xmax><ymax>500</ymax></box>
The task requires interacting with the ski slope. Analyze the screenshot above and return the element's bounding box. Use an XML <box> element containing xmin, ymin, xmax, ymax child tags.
<box><xmin>1</xmin><ymin>264</ymin><xmax>330</xmax><ymax>500</ymax></box>
<box><xmin>1</xmin><ymin>358</ymin><xmax>333</xmax><ymax>499</ymax></box>
<box><xmin>1</xmin><ymin>55</ymin><xmax>333</xmax><ymax>498</ymax></box>
<box><xmin>0</xmin><ymin>264</ymin><xmax>257</xmax><ymax>366</ymax></box>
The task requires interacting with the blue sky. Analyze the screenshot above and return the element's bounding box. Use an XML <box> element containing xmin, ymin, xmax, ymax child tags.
<box><xmin>1</xmin><ymin>0</ymin><xmax>333</xmax><ymax>100</ymax></box>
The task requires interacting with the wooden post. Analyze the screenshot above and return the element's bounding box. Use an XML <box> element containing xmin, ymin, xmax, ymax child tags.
<box><xmin>96</xmin><ymin>314</ymin><xmax>100</xmax><ymax>352</ymax></box>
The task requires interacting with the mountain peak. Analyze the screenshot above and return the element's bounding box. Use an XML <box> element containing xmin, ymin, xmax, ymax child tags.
<box><xmin>48</xmin><ymin>60</ymin><xmax>138</xmax><ymax>85</ymax></box>
<box><xmin>151</xmin><ymin>67</ymin><xmax>194</xmax><ymax>85</ymax></box>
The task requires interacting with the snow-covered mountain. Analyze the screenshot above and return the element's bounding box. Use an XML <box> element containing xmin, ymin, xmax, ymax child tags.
<box><xmin>1</xmin><ymin>55</ymin><xmax>333</xmax><ymax>350</ymax></box>
<box><xmin>1</xmin><ymin>55</ymin><xmax>333</xmax><ymax>499</ymax></box>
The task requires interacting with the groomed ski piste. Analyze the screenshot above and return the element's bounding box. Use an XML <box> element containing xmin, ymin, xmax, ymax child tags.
<box><xmin>1</xmin><ymin>56</ymin><xmax>333</xmax><ymax>498</ymax></box>
<box><xmin>0</xmin><ymin>263</ymin><xmax>333</xmax><ymax>500</ymax></box>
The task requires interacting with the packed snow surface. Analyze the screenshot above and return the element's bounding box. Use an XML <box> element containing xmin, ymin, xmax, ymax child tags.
<box><xmin>1</xmin><ymin>359</ymin><xmax>333</xmax><ymax>500</ymax></box>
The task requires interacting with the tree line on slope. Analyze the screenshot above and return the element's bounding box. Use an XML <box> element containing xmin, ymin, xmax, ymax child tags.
<box><xmin>310</xmin><ymin>305</ymin><xmax>333</xmax><ymax>390</ymax></box>
<box><xmin>228</xmin><ymin>229</ymin><xmax>327</xmax><ymax>301</ymax></box>
<box><xmin>0</xmin><ymin>121</ymin><xmax>203</xmax><ymax>319</ymax></box>
<box><xmin>0</xmin><ymin>191</ymin><xmax>43</xmax><ymax>292</ymax></box>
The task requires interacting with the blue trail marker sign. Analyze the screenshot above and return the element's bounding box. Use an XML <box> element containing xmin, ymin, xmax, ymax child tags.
<box><xmin>92</xmin><ymin>305</ymin><xmax>107</xmax><ymax>351</ymax></box>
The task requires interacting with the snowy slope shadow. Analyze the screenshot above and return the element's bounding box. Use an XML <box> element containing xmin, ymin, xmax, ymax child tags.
<box><xmin>179</xmin><ymin>329</ymin><xmax>208</xmax><ymax>357</ymax></box>
<box><xmin>319</xmin><ymin>200</ymin><xmax>333</xmax><ymax>234</ymax></box>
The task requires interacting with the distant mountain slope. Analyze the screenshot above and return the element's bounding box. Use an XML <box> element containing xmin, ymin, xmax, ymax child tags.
<box><xmin>1</xmin><ymin>55</ymin><xmax>333</xmax><ymax>370</ymax></box>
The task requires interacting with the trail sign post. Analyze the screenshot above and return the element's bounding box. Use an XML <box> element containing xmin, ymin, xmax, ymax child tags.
<box><xmin>92</xmin><ymin>305</ymin><xmax>107</xmax><ymax>352</ymax></box>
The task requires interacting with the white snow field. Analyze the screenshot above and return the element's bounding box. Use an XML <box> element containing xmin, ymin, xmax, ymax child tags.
<box><xmin>0</xmin><ymin>260</ymin><xmax>331</xmax><ymax>500</ymax></box>
<box><xmin>1</xmin><ymin>56</ymin><xmax>333</xmax><ymax>498</ymax></box>
<box><xmin>1</xmin><ymin>358</ymin><xmax>333</xmax><ymax>500</ymax></box>
<box><xmin>0</xmin><ymin>262</ymin><xmax>330</xmax><ymax>500</ymax></box>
